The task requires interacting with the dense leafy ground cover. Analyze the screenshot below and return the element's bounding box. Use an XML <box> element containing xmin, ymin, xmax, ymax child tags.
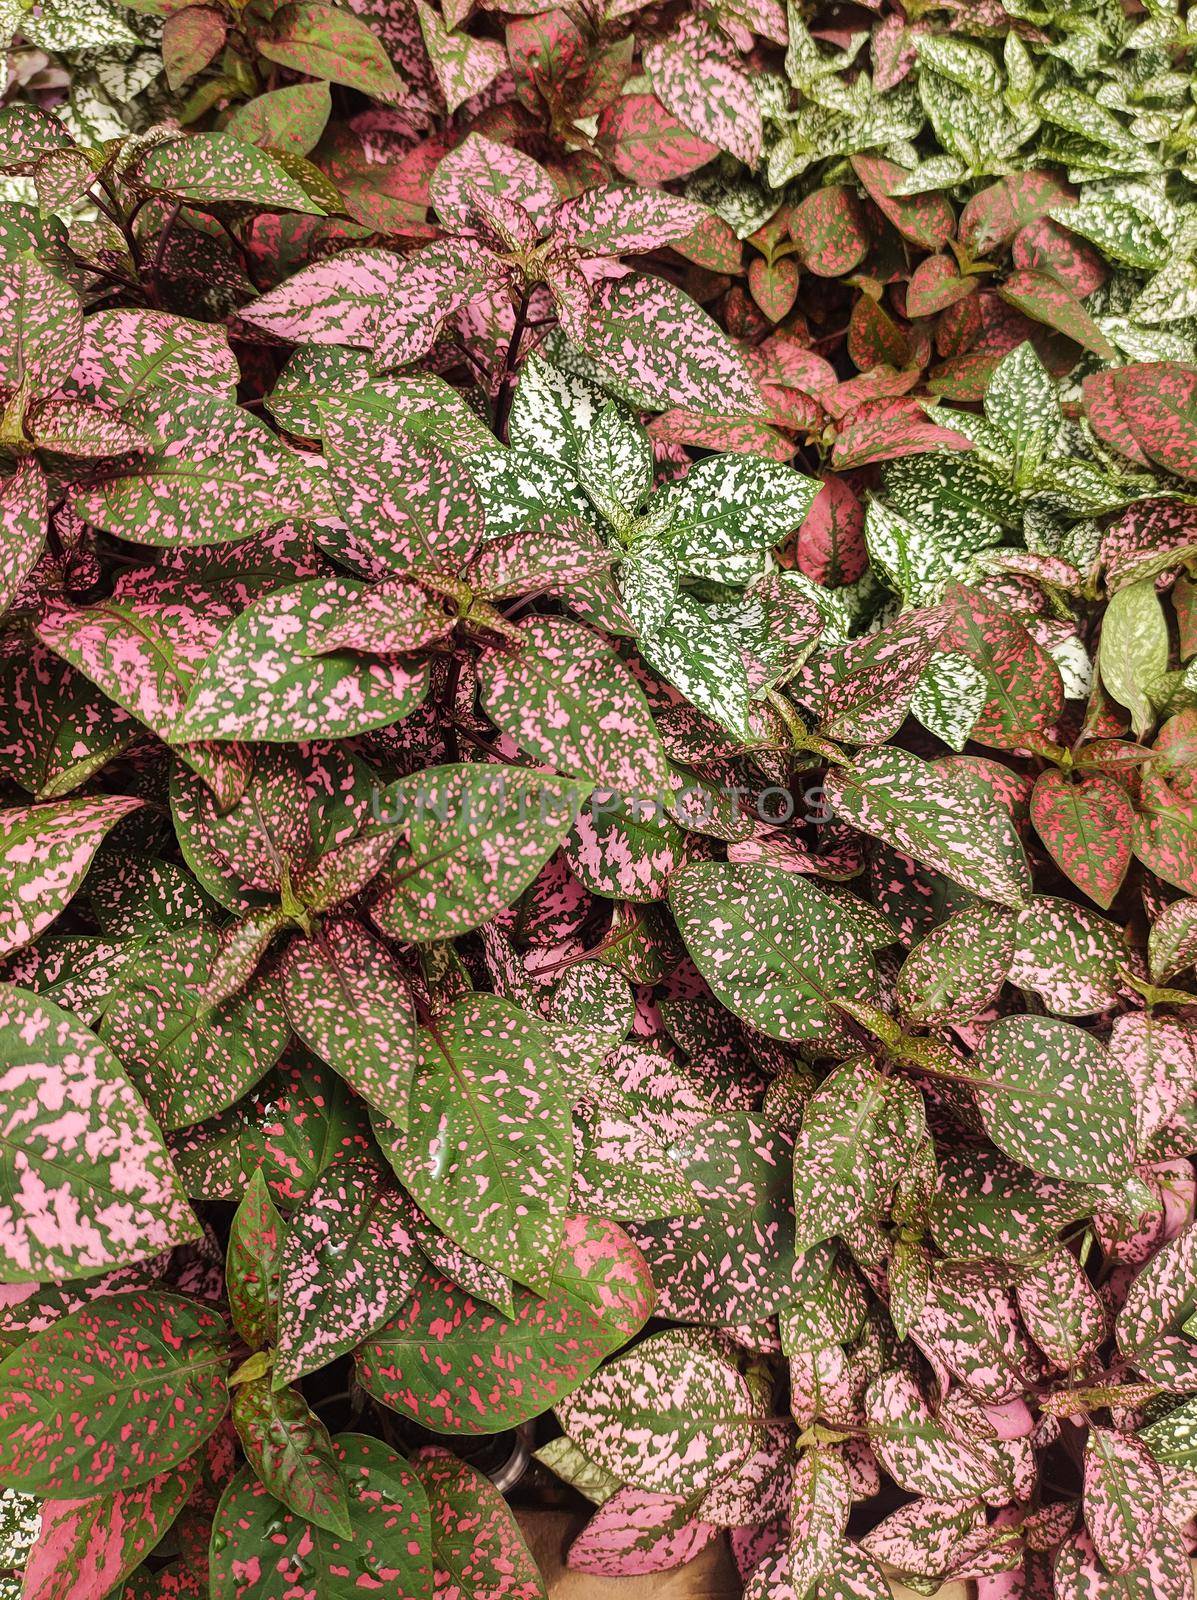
<box><xmin>1</xmin><ymin>1</ymin><xmax>1197</xmax><ymax>1598</ymax></box>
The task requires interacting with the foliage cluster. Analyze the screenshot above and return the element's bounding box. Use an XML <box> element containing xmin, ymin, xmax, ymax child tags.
<box><xmin>2</xmin><ymin>1</ymin><xmax>1197</xmax><ymax>1599</ymax></box>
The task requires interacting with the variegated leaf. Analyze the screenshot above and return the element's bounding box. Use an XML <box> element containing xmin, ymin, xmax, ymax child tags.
<box><xmin>477</xmin><ymin>617</ymin><xmax>667</xmax><ymax>800</ymax></box>
<box><xmin>0</xmin><ymin>985</ymin><xmax>197</xmax><ymax>1283</ymax></box>
<box><xmin>280</xmin><ymin>919</ymin><xmax>416</xmax><ymax>1132</ymax></box>
<box><xmin>209</xmin><ymin>1434</ymin><xmax>432</xmax><ymax>1600</ymax></box>
<box><xmin>275</xmin><ymin>1153</ymin><xmax>423</xmax><ymax>1385</ymax></box>
<box><xmin>824</xmin><ymin>747</ymin><xmax>1032</xmax><ymax>908</ymax></box>
<box><xmin>371</xmin><ymin>993</ymin><xmax>572</xmax><ymax>1292</ymax></box>
<box><xmin>556</xmin><ymin>1331</ymin><xmax>763</xmax><ymax>1499</ymax></box>
<box><xmin>968</xmin><ymin>1016</ymin><xmax>1137</xmax><ymax>1183</ymax></box>
<box><xmin>1083</xmin><ymin>1427</ymin><xmax>1163</xmax><ymax>1573</ymax></box>
<box><xmin>355</xmin><ymin>1215</ymin><xmax>652</xmax><ymax>1433</ymax></box>
<box><xmin>669</xmin><ymin>862</ymin><xmax>879</xmax><ymax>1045</ymax></box>
<box><xmin>0</xmin><ymin>1292</ymin><xmax>227</xmax><ymax>1493</ymax></box>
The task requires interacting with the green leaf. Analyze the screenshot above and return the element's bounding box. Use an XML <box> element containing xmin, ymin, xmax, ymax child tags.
<box><xmin>232</xmin><ymin>1378</ymin><xmax>352</xmax><ymax>1539</ymax></box>
<box><xmin>791</xmin><ymin>1059</ymin><xmax>924</xmax><ymax>1255</ymax></box>
<box><xmin>0</xmin><ymin>794</ymin><xmax>141</xmax><ymax>957</ymax></box>
<box><xmin>225</xmin><ymin>82</ymin><xmax>333</xmax><ymax>157</ymax></box>
<box><xmin>669</xmin><ymin>861</ymin><xmax>879</xmax><ymax>1045</ymax></box>
<box><xmin>411</xmin><ymin>1452</ymin><xmax>547</xmax><ymax>1600</ymax></box>
<box><xmin>984</xmin><ymin>342</ymin><xmax>1062</xmax><ymax>479</ymax></box>
<box><xmin>555</xmin><ymin>1331</ymin><xmax>763</xmax><ymax>1498</ymax></box>
<box><xmin>0</xmin><ymin>1291</ymin><xmax>228</xmax><ymax>1494</ymax></box>
<box><xmin>274</xmin><ymin>1153</ymin><xmax>424</xmax><ymax>1386</ymax></box>
<box><xmin>1100</xmin><ymin>578</ymin><xmax>1170</xmax><ymax>740</ymax></box>
<box><xmin>864</xmin><ymin>499</ymin><xmax>958</xmax><ymax>606</ymax></box>
<box><xmin>911</xmin><ymin>652</ymin><xmax>987</xmax><ymax>750</ymax></box>
<box><xmin>507</xmin><ymin>354</ymin><xmax>607</xmax><ymax>463</ymax></box>
<box><xmin>477</xmin><ymin>616</ymin><xmax>667</xmax><ymax>800</ymax></box>
<box><xmin>639</xmin><ymin>593</ymin><xmax>753</xmax><ymax>737</ymax></box>
<box><xmin>653</xmin><ymin>454</ymin><xmax>820</xmax><ymax>582</ymax></box>
<box><xmin>0</xmin><ymin>984</ymin><xmax>197</xmax><ymax>1283</ymax></box>
<box><xmin>100</xmin><ymin>923</ymin><xmax>290</xmax><ymax>1131</ymax></box>
<box><xmin>575</xmin><ymin>402</ymin><xmax>654</xmax><ymax>525</ymax></box>
<box><xmin>228</xmin><ymin>1166</ymin><xmax>285</xmax><ymax>1349</ymax></box>
<box><xmin>372</xmin><ymin>993</ymin><xmax>573</xmax><ymax>1293</ymax></box>
<box><xmin>896</xmin><ymin>903</ymin><xmax>1016</xmax><ymax>1027</ymax></box>
<box><xmin>210</xmin><ymin>1434</ymin><xmax>432</xmax><ymax>1600</ymax></box>
<box><xmin>1051</xmin><ymin>194</ymin><xmax>1170</xmax><ymax>272</ymax></box>
<box><xmin>1141</xmin><ymin>1397</ymin><xmax>1197</xmax><ymax>1468</ymax></box>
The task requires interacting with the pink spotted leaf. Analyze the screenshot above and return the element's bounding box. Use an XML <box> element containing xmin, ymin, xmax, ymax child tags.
<box><xmin>370</xmin><ymin>992</ymin><xmax>572</xmax><ymax>1292</ymax></box>
<box><xmin>280</xmin><ymin>918</ymin><xmax>417</xmax><ymax>1130</ymax></box>
<box><xmin>1007</xmin><ymin>896</ymin><xmax>1131</xmax><ymax>1016</ymax></box>
<box><xmin>0</xmin><ymin>455</ymin><xmax>48</xmax><ymax>616</ymax></box>
<box><xmin>321</xmin><ymin>412</ymin><xmax>486</xmax><ymax>577</ymax></box>
<box><xmin>231</xmin><ymin>1378</ymin><xmax>352</xmax><ymax>1539</ymax></box>
<box><xmin>413</xmin><ymin>1448</ymin><xmax>545</xmax><ymax>1600</ymax></box>
<box><xmin>274</xmin><ymin>1152</ymin><xmax>424</xmax><ymax>1386</ymax></box>
<box><xmin>208</xmin><ymin>1433</ymin><xmax>432</xmax><ymax>1600</ymax></box>
<box><xmin>896</xmin><ymin>903</ymin><xmax>1016</xmax><ymax>1027</ymax></box>
<box><xmin>176</xmin><ymin>577</ymin><xmax>429</xmax><ymax>742</ymax></box>
<box><xmin>0</xmin><ymin>793</ymin><xmax>142</xmax><ymax>958</ymax></box>
<box><xmin>1083</xmin><ymin>1427</ymin><xmax>1163</xmax><ymax>1573</ymax></box>
<box><xmin>556</xmin><ymin>1330</ymin><xmax>763</xmax><ymax>1499</ymax></box>
<box><xmin>823</xmin><ymin>747</ymin><xmax>1032</xmax><ymax>908</ymax></box>
<box><xmin>74</xmin><ymin>399</ymin><xmax>324</xmax><ymax>547</ymax></box>
<box><xmin>1030</xmin><ymin>770</ymin><xmax>1134</xmax><ymax>910</ymax></box>
<box><xmin>577</xmin><ymin>276</ymin><xmax>763</xmax><ymax>415</ymax></box>
<box><xmin>99</xmin><ymin>923</ymin><xmax>290</xmax><ymax>1131</ymax></box>
<box><xmin>370</xmin><ymin>764</ymin><xmax>587</xmax><ymax>943</ymax></box>
<box><xmin>568</xmin><ymin>1488</ymin><xmax>715</xmax><ymax>1578</ymax></box>
<box><xmin>967</xmin><ymin>1015</ymin><xmax>1137</xmax><ymax>1183</ymax></box>
<box><xmin>0</xmin><ymin>1291</ymin><xmax>228</xmax><ymax>1494</ymax></box>
<box><xmin>0</xmin><ymin>985</ymin><xmax>199</xmax><ymax>1283</ymax></box>
<box><xmin>644</xmin><ymin>16</ymin><xmax>761</xmax><ymax>166</ymax></box>
<box><xmin>478</xmin><ymin>616</ymin><xmax>667</xmax><ymax>800</ymax></box>
<box><xmin>240</xmin><ymin>249</ymin><xmax>404</xmax><ymax>348</ymax></box>
<box><xmin>0</xmin><ymin>252</ymin><xmax>82</xmax><ymax>401</ymax></box>
<box><xmin>1084</xmin><ymin>362</ymin><xmax>1197</xmax><ymax>482</ymax></box>
<box><xmin>669</xmin><ymin>861</ymin><xmax>879</xmax><ymax>1045</ymax></box>
<box><xmin>22</xmin><ymin>1451</ymin><xmax>205</xmax><ymax>1600</ymax></box>
<box><xmin>354</xmin><ymin>1214</ymin><xmax>652</xmax><ymax>1433</ymax></box>
<box><xmin>598</xmin><ymin>93</ymin><xmax>719</xmax><ymax>184</ymax></box>
<box><xmin>864</xmin><ymin>1371</ymin><xmax>1005</xmax><ymax>1500</ymax></box>
<box><xmin>1014</xmin><ymin>1243</ymin><xmax>1107</xmax><ymax>1369</ymax></box>
<box><xmin>785</xmin><ymin>1447</ymin><xmax>852</xmax><ymax>1598</ymax></box>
